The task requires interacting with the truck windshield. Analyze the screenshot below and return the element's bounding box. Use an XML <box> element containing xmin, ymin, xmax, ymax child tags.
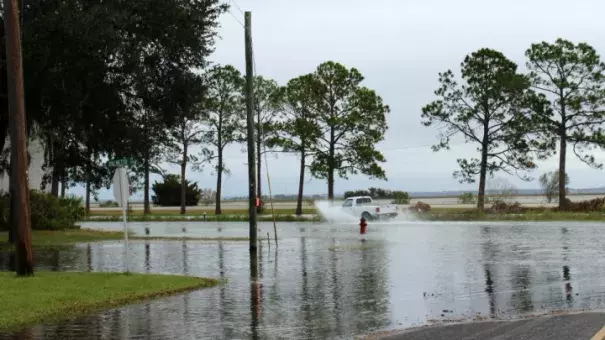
<box><xmin>342</xmin><ymin>199</ymin><xmax>353</xmax><ymax>207</ymax></box>
<box><xmin>356</xmin><ymin>198</ymin><xmax>372</xmax><ymax>205</ymax></box>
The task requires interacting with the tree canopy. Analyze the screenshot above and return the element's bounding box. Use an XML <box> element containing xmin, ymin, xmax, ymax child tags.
<box><xmin>526</xmin><ymin>38</ymin><xmax>605</xmax><ymax>208</ymax></box>
<box><xmin>307</xmin><ymin>61</ymin><xmax>390</xmax><ymax>200</ymax></box>
<box><xmin>200</xmin><ymin>65</ymin><xmax>245</xmax><ymax>214</ymax></box>
<box><xmin>267</xmin><ymin>74</ymin><xmax>322</xmax><ymax>215</ymax></box>
<box><xmin>422</xmin><ymin>48</ymin><xmax>547</xmax><ymax>210</ymax></box>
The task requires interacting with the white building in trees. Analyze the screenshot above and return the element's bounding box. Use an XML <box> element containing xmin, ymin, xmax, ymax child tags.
<box><xmin>0</xmin><ymin>137</ymin><xmax>50</xmax><ymax>193</ymax></box>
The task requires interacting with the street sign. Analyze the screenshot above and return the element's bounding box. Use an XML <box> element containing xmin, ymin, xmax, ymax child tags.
<box><xmin>112</xmin><ymin>167</ymin><xmax>130</xmax><ymax>273</ymax></box>
<box><xmin>108</xmin><ymin>158</ymin><xmax>136</xmax><ymax>167</ymax></box>
<box><xmin>112</xmin><ymin>168</ymin><xmax>130</xmax><ymax>207</ymax></box>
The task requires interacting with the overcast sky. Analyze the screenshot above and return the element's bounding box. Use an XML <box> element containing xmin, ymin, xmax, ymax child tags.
<box><xmin>75</xmin><ymin>0</ymin><xmax>605</xmax><ymax>200</ymax></box>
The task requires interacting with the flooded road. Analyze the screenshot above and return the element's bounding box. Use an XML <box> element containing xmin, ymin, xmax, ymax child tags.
<box><xmin>3</xmin><ymin>221</ymin><xmax>605</xmax><ymax>339</ymax></box>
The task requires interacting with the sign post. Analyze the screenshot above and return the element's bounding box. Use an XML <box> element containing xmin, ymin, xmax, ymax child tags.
<box><xmin>112</xmin><ymin>163</ymin><xmax>131</xmax><ymax>273</ymax></box>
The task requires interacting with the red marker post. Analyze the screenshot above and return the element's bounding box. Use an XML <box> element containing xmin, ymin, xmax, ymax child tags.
<box><xmin>360</xmin><ymin>217</ymin><xmax>367</xmax><ymax>235</ymax></box>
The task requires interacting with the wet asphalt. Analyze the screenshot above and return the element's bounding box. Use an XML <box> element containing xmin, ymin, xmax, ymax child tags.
<box><xmin>381</xmin><ymin>312</ymin><xmax>605</xmax><ymax>340</ymax></box>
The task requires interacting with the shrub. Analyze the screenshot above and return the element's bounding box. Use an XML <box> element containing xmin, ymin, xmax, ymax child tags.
<box><xmin>559</xmin><ymin>197</ymin><xmax>605</xmax><ymax>212</ymax></box>
<box><xmin>392</xmin><ymin>191</ymin><xmax>410</xmax><ymax>204</ymax></box>
<box><xmin>199</xmin><ymin>188</ymin><xmax>216</xmax><ymax>206</ymax></box>
<box><xmin>0</xmin><ymin>190</ymin><xmax>84</xmax><ymax>231</ymax></box>
<box><xmin>151</xmin><ymin>174</ymin><xmax>201</xmax><ymax>206</ymax></box>
<box><xmin>99</xmin><ymin>200</ymin><xmax>119</xmax><ymax>208</ymax></box>
<box><xmin>345</xmin><ymin>188</ymin><xmax>410</xmax><ymax>203</ymax></box>
<box><xmin>344</xmin><ymin>190</ymin><xmax>371</xmax><ymax>198</ymax></box>
<box><xmin>457</xmin><ymin>192</ymin><xmax>476</xmax><ymax>204</ymax></box>
<box><xmin>486</xmin><ymin>178</ymin><xmax>518</xmax><ymax>203</ymax></box>
<box><xmin>30</xmin><ymin>191</ymin><xmax>85</xmax><ymax>230</ymax></box>
<box><xmin>539</xmin><ymin>171</ymin><xmax>570</xmax><ymax>203</ymax></box>
<box><xmin>409</xmin><ymin>201</ymin><xmax>430</xmax><ymax>213</ymax></box>
<box><xmin>487</xmin><ymin>200</ymin><xmax>525</xmax><ymax>214</ymax></box>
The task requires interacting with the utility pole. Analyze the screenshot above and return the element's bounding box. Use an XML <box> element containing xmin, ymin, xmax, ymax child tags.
<box><xmin>3</xmin><ymin>0</ymin><xmax>33</xmax><ymax>275</ymax></box>
<box><xmin>256</xmin><ymin>104</ymin><xmax>263</xmax><ymax>214</ymax></box>
<box><xmin>245</xmin><ymin>11</ymin><xmax>257</xmax><ymax>252</ymax></box>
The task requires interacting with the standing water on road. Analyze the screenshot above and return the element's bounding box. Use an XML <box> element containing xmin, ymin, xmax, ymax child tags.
<box><xmin>2</xmin><ymin>221</ymin><xmax>605</xmax><ymax>339</ymax></box>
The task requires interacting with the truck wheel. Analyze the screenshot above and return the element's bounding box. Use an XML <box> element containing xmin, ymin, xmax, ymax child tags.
<box><xmin>362</xmin><ymin>212</ymin><xmax>373</xmax><ymax>221</ymax></box>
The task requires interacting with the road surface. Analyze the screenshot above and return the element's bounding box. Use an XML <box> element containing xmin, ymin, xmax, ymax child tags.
<box><xmin>379</xmin><ymin>313</ymin><xmax>605</xmax><ymax>340</ymax></box>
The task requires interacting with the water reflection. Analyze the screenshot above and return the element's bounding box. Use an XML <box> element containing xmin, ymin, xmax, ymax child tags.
<box><xmin>1</xmin><ymin>221</ymin><xmax>605</xmax><ymax>338</ymax></box>
<box><xmin>249</xmin><ymin>247</ymin><xmax>259</xmax><ymax>340</ymax></box>
<box><xmin>481</xmin><ymin>226</ymin><xmax>497</xmax><ymax>317</ymax></box>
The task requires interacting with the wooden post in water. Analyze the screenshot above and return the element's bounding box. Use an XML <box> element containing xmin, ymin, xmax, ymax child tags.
<box><xmin>3</xmin><ymin>0</ymin><xmax>33</xmax><ymax>276</ymax></box>
<box><xmin>245</xmin><ymin>11</ymin><xmax>257</xmax><ymax>252</ymax></box>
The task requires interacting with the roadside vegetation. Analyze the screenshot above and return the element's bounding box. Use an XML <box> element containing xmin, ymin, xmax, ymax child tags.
<box><xmin>0</xmin><ymin>272</ymin><xmax>218</xmax><ymax>332</ymax></box>
<box><xmin>411</xmin><ymin>196</ymin><xmax>605</xmax><ymax>221</ymax></box>
<box><xmin>422</xmin><ymin>39</ymin><xmax>605</xmax><ymax>213</ymax></box>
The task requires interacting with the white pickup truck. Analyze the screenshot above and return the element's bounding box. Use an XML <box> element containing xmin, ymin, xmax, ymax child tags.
<box><xmin>341</xmin><ymin>196</ymin><xmax>398</xmax><ymax>221</ymax></box>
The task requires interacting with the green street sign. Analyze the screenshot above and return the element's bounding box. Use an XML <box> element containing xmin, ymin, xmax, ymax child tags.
<box><xmin>109</xmin><ymin>158</ymin><xmax>135</xmax><ymax>167</ymax></box>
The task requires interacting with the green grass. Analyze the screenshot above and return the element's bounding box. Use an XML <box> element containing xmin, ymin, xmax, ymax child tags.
<box><xmin>421</xmin><ymin>210</ymin><xmax>605</xmax><ymax>221</ymax></box>
<box><xmin>0</xmin><ymin>230</ymin><xmax>251</xmax><ymax>250</ymax></box>
<box><xmin>0</xmin><ymin>271</ymin><xmax>219</xmax><ymax>332</ymax></box>
<box><xmin>0</xmin><ymin>229</ymin><xmax>127</xmax><ymax>249</ymax></box>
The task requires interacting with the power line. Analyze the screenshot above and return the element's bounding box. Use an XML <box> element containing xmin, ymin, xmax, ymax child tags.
<box><xmin>229</xmin><ymin>0</ymin><xmax>245</xmax><ymax>16</ymax></box>
<box><xmin>226</xmin><ymin>9</ymin><xmax>245</xmax><ymax>28</ymax></box>
<box><xmin>380</xmin><ymin>141</ymin><xmax>467</xmax><ymax>151</ymax></box>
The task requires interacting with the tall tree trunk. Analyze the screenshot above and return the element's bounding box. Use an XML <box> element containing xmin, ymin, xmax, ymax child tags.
<box><xmin>296</xmin><ymin>149</ymin><xmax>305</xmax><ymax>216</ymax></box>
<box><xmin>327</xmin><ymin>127</ymin><xmax>335</xmax><ymax>200</ymax></box>
<box><xmin>143</xmin><ymin>148</ymin><xmax>151</xmax><ymax>215</ymax></box>
<box><xmin>50</xmin><ymin>173</ymin><xmax>59</xmax><ymax>196</ymax></box>
<box><xmin>85</xmin><ymin>177</ymin><xmax>91</xmax><ymax>214</ymax></box>
<box><xmin>50</xmin><ymin>141</ymin><xmax>61</xmax><ymax>197</ymax></box>
<box><xmin>256</xmin><ymin>123</ymin><xmax>262</xmax><ymax>214</ymax></box>
<box><xmin>60</xmin><ymin>175</ymin><xmax>67</xmax><ymax>198</ymax></box>
<box><xmin>558</xmin><ymin>96</ymin><xmax>568</xmax><ymax>210</ymax></box>
<box><xmin>215</xmin><ymin>121</ymin><xmax>222</xmax><ymax>215</ymax></box>
<box><xmin>50</xmin><ymin>153</ymin><xmax>59</xmax><ymax>197</ymax></box>
<box><xmin>477</xmin><ymin>124</ymin><xmax>490</xmax><ymax>212</ymax></box>
<box><xmin>143</xmin><ymin>111</ymin><xmax>151</xmax><ymax>215</ymax></box>
<box><xmin>180</xmin><ymin>142</ymin><xmax>187</xmax><ymax>215</ymax></box>
<box><xmin>8</xmin><ymin>146</ymin><xmax>14</xmax><ymax>243</ymax></box>
<box><xmin>558</xmin><ymin>129</ymin><xmax>567</xmax><ymax>210</ymax></box>
<box><xmin>477</xmin><ymin>148</ymin><xmax>489</xmax><ymax>212</ymax></box>
<box><xmin>85</xmin><ymin>149</ymin><xmax>91</xmax><ymax>214</ymax></box>
<box><xmin>215</xmin><ymin>148</ymin><xmax>222</xmax><ymax>215</ymax></box>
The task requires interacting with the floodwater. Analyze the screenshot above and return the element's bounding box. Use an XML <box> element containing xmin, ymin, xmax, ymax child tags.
<box><xmin>3</xmin><ymin>220</ymin><xmax>605</xmax><ymax>339</ymax></box>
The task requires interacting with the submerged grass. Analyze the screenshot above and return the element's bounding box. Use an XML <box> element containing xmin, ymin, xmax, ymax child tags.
<box><xmin>328</xmin><ymin>243</ymin><xmax>376</xmax><ymax>252</ymax></box>
<box><xmin>130</xmin><ymin>236</ymin><xmax>249</xmax><ymax>242</ymax></box>
<box><xmin>84</xmin><ymin>213</ymin><xmax>321</xmax><ymax>223</ymax></box>
<box><xmin>0</xmin><ymin>272</ymin><xmax>218</xmax><ymax>332</ymax></box>
<box><xmin>0</xmin><ymin>229</ymin><xmax>127</xmax><ymax>250</ymax></box>
<box><xmin>90</xmin><ymin>208</ymin><xmax>318</xmax><ymax>216</ymax></box>
<box><xmin>0</xmin><ymin>230</ymin><xmax>250</xmax><ymax>250</ymax></box>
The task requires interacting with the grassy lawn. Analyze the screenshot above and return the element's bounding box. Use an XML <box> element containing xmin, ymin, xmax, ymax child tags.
<box><xmin>422</xmin><ymin>208</ymin><xmax>605</xmax><ymax>221</ymax></box>
<box><xmin>0</xmin><ymin>271</ymin><xmax>218</xmax><ymax>332</ymax></box>
<box><xmin>0</xmin><ymin>230</ymin><xmax>252</xmax><ymax>250</ymax></box>
<box><xmin>0</xmin><ymin>229</ymin><xmax>126</xmax><ymax>249</ymax></box>
<box><xmin>89</xmin><ymin>207</ymin><xmax>318</xmax><ymax>216</ymax></box>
